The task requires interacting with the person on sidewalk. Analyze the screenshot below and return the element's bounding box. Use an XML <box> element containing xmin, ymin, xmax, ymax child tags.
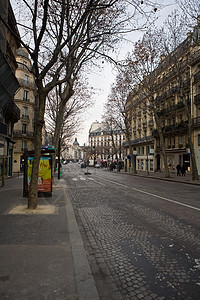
<box><xmin>181</xmin><ymin>164</ymin><xmax>186</xmax><ymax>176</ymax></box>
<box><xmin>176</xmin><ymin>164</ymin><xmax>181</xmax><ymax>176</ymax></box>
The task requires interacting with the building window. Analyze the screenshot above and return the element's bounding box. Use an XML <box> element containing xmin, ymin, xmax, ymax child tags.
<box><xmin>141</xmin><ymin>146</ymin><xmax>144</xmax><ymax>155</ymax></box>
<box><xmin>150</xmin><ymin>159</ymin><xmax>154</xmax><ymax>171</ymax></box>
<box><xmin>23</xmin><ymin>90</ymin><xmax>29</xmax><ymax>101</ymax></box>
<box><xmin>8</xmin><ymin>121</ymin><xmax>12</xmax><ymax>135</ymax></box>
<box><xmin>22</xmin><ymin>60</ymin><xmax>27</xmax><ymax>69</ymax></box>
<box><xmin>141</xmin><ymin>159</ymin><xmax>144</xmax><ymax>170</ymax></box>
<box><xmin>198</xmin><ymin>134</ymin><xmax>200</xmax><ymax>146</ymax></box>
<box><xmin>22</xmin><ymin>124</ymin><xmax>27</xmax><ymax>134</ymax></box>
<box><xmin>147</xmin><ymin>145</ymin><xmax>150</xmax><ymax>155</ymax></box>
<box><xmin>24</xmin><ymin>74</ymin><xmax>29</xmax><ymax>84</ymax></box>
<box><xmin>23</xmin><ymin>107</ymin><xmax>28</xmax><ymax>118</ymax></box>
<box><xmin>22</xmin><ymin>140</ymin><xmax>27</xmax><ymax>151</ymax></box>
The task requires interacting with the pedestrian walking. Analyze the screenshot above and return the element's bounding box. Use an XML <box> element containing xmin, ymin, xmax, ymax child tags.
<box><xmin>176</xmin><ymin>163</ymin><xmax>181</xmax><ymax>176</ymax></box>
<box><xmin>181</xmin><ymin>164</ymin><xmax>186</xmax><ymax>176</ymax></box>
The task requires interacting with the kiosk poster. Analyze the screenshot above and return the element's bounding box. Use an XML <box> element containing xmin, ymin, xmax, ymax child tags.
<box><xmin>27</xmin><ymin>156</ymin><xmax>52</xmax><ymax>192</ymax></box>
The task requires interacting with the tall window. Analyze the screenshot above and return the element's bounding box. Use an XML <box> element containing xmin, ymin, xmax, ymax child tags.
<box><xmin>22</xmin><ymin>140</ymin><xmax>27</xmax><ymax>151</ymax></box>
<box><xmin>22</xmin><ymin>60</ymin><xmax>27</xmax><ymax>69</ymax></box>
<box><xmin>23</xmin><ymin>90</ymin><xmax>29</xmax><ymax>101</ymax></box>
<box><xmin>23</xmin><ymin>107</ymin><xmax>28</xmax><ymax>118</ymax></box>
<box><xmin>24</xmin><ymin>74</ymin><xmax>29</xmax><ymax>84</ymax></box>
<box><xmin>22</xmin><ymin>124</ymin><xmax>27</xmax><ymax>134</ymax></box>
<box><xmin>180</xmin><ymin>136</ymin><xmax>183</xmax><ymax>146</ymax></box>
<box><xmin>141</xmin><ymin>146</ymin><xmax>144</xmax><ymax>155</ymax></box>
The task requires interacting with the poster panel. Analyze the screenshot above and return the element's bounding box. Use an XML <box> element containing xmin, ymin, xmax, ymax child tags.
<box><xmin>27</xmin><ymin>156</ymin><xmax>52</xmax><ymax>192</ymax></box>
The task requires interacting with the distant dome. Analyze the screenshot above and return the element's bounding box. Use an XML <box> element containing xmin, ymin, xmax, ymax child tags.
<box><xmin>73</xmin><ymin>138</ymin><xmax>79</xmax><ymax>146</ymax></box>
<box><xmin>16</xmin><ymin>47</ymin><xmax>29</xmax><ymax>58</ymax></box>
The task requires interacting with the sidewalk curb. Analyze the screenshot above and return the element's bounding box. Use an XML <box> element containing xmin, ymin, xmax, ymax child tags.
<box><xmin>58</xmin><ymin>179</ymin><xmax>100</xmax><ymax>300</ymax></box>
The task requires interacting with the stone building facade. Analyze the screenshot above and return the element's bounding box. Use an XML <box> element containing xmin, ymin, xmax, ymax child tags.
<box><xmin>63</xmin><ymin>138</ymin><xmax>87</xmax><ymax>161</ymax></box>
<box><xmin>0</xmin><ymin>0</ymin><xmax>21</xmax><ymax>180</ymax></box>
<box><xmin>13</xmin><ymin>48</ymin><xmax>37</xmax><ymax>172</ymax></box>
<box><xmin>89</xmin><ymin>121</ymin><xmax>125</xmax><ymax>161</ymax></box>
<box><xmin>125</xmin><ymin>21</ymin><xmax>200</xmax><ymax>175</ymax></box>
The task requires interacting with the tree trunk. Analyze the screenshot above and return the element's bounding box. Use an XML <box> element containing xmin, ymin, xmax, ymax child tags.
<box><xmin>28</xmin><ymin>93</ymin><xmax>46</xmax><ymax>209</ymax></box>
<box><xmin>154</xmin><ymin>109</ymin><xmax>170</xmax><ymax>178</ymax></box>
<box><xmin>159</xmin><ymin>131</ymin><xmax>170</xmax><ymax>178</ymax></box>
<box><xmin>126</xmin><ymin>128</ymin><xmax>137</xmax><ymax>175</ymax></box>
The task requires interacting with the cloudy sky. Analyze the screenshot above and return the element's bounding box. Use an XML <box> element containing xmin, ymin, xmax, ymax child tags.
<box><xmin>11</xmin><ymin>0</ymin><xmax>178</xmax><ymax>146</ymax></box>
<box><xmin>76</xmin><ymin>0</ymin><xmax>178</xmax><ymax>146</ymax></box>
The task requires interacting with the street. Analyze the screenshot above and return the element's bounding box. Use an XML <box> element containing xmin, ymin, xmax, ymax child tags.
<box><xmin>62</xmin><ymin>163</ymin><xmax>200</xmax><ymax>299</ymax></box>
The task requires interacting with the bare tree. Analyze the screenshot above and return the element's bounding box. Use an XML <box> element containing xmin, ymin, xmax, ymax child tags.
<box><xmin>102</xmin><ymin>114</ymin><xmax>119</xmax><ymax>167</ymax></box>
<box><xmin>45</xmin><ymin>75</ymin><xmax>93</xmax><ymax>169</ymax></box>
<box><xmin>4</xmin><ymin>0</ymin><xmax>164</xmax><ymax>208</ymax></box>
<box><xmin>176</xmin><ymin>0</ymin><xmax>200</xmax><ymax>26</ymax></box>
<box><xmin>126</xmin><ymin>28</ymin><xmax>173</xmax><ymax>177</ymax></box>
<box><xmin>103</xmin><ymin>60</ymin><xmax>138</xmax><ymax>174</ymax></box>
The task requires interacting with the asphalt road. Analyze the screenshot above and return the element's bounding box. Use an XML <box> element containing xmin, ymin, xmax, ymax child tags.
<box><xmin>62</xmin><ymin>163</ymin><xmax>200</xmax><ymax>300</ymax></box>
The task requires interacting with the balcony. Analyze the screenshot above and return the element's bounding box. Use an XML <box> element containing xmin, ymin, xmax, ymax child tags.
<box><xmin>0</xmin><ymin>122</ymin><xmax>7</xmax><ymax>135</ymax></box>
<box><xmin>192</xmin><ymin>116</ymin><xmax>200</xmax><ymax>127</ymax></box>
<box><xmin>194</xmin><ymin>94</ymin><xmax>200</xmax><ymax>105</ymax></box>
<box><xmin>13</xmin><ymin>130</ymin><xmax>34</xmax><ymax>137</ymax></box>
<box><xmin>162</xmin><ymin>125</ymin><xmax>176</xmax><ymax>133</ymax></box>
<box><xmin>157</xmin><ymin>100</ymin><xmax>189</xmax><ymax>116</ymax></box>
<box><xmin>189</xmin><ymin>50</ymin><xmax>200</xmax><ymax>66</ymax></box>
<box><xmin>21</xmin><ymin>114</ymin><xmax>29</xmax><ymax>121</ymax></box>
<box><xmin>152</xmin><ymin>121</ymin><xmax>188</xmax><ymax>137</ymax></box>
<box><xmin>23</xmin><ymin>97</ymin><xmax>30</xmax><ymax>102</ymax></box>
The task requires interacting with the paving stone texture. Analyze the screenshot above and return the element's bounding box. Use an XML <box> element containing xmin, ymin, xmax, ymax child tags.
<box><xmin>64</xmin><ymin>169</ymin><xmax>200</xmax><ymax>300</ymax></box>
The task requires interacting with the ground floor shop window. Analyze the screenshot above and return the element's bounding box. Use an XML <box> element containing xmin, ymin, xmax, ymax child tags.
<box><xmin>137</xmin><ymin>159</ymin><xmax>140</xmax><ymax>170</ymax></box>
<box><xmin>141</xmin><ymin>159</ymin><xmax>144</xmax><ymax>170</ymax></box>
<box><xmin>150</xmin><ymin>159</ymin><xmax>154</xmax><ymax>171</ymax></box>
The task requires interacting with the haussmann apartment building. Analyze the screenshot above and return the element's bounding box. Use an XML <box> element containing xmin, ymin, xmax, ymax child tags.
<box><xmin>124</xmin><ymin>20</ymin><xmax>200</xmax><ymax>175</ymax></box>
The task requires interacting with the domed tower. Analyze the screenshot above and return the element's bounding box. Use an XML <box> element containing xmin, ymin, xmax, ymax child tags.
<box><xmin>73</xmin><ymin>137</ymin><xmax>79</xmax><ymax>146</ymax></box>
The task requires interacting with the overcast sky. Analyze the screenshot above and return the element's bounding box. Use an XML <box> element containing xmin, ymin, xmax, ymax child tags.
<box><xmin>76</xmin><ymin>0</ymin><xmax>178</xmax><ymax>146</ymax></box>
<box><xmin>11</xmin><ymin>0</ymin><xmax>178</xmax><ymax>147</ymax></box>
